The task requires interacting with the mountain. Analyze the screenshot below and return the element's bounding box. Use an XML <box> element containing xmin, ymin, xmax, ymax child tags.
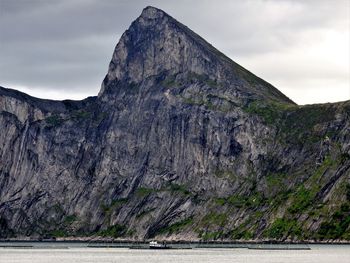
<box><xmin>0</xmin><ymin>6</ymin><xmax>349</xmax><ymax>242</ymax></box>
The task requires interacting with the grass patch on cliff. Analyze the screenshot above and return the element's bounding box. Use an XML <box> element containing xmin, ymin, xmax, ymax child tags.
<box><xmin>243</xmin><ymin>101</ymin><xmax>293</xmax><ymax>125</ymax></box>
<box><xmin>63</xmin><ymin>215</ymin><xmax>77</xmax><ymax>225</ymax></box>
<box><xmin>266</xmin><ymin>173</ymin><xmax>286</xmax><ymax>191</ymax></box>
<box><xmin>49</xmin><ymin>229</ymin><xmax>68</xmax><ymax>237</ymax></box>
<box><xmin>166</xmin><ymin>183</ymin><xmax>191</xmax><ymax>196</ymax></box>
<box><xmin>157</xmin><ymin>217</ymin><xmax>194</xmax><ymax>235</ymax></box>
<box><xmin>45</xmin><ymin>115</ymin><xmax>64</xmax><ymax>126</ymax></box>
<box><xmin>199</xmin><ymin>231</ymin><xmax>225</xmax><ymax>241</ymax></box>
<box><xmin>135</xmin><ymin>187</ymin><xmax>155</xmax><ymax>198</ymax></box>
<box><xmin>317</xmin><ymin>203</ymin><xmax>350</xmax><ymax>240</ymax></box>
<box><xmin>215</xmin><ymin>193</ymin><xmax>265</xmax><ymax>208</ymax></box>
<box><xmin>200</xmin><ymin>212</ymin><xmax>228</xmax><ymax>228</ymax></box>
<box><xmin>71</xmin><ymin>110</ymin><xmax>90</xmax><ymax>119</ymax></box>
<box><xmin>187</xmin><ymin>72</ymin><xmax>218</xmax><ymax>87</ymax></box>
<box><xmin>161</xmin><ymin>75</ymin><xmax>177</xmax><ymax>88</ymax></box>
<box><xmin>264</xmin><ymin>218</ymin><xmax>302</xmax><ymax>239</ymax></box>
<box><xmin>101</xmin><ymin>198</ymin><xmax>127</xmax><ymax>214</ymax></box>
<box><xmin>279</xmin><ymin>104</ymin><xmax>336</xmax><ymax>146</ymax></box>
<box><xmin>287</xmin><ymin>156</ymin><xmax>336</xmax><ymax>214</ymax></box>
<box><xmin>98</xmin><ymin>224</ymin><xmax>127</xmax><ymax>238</ymax></box>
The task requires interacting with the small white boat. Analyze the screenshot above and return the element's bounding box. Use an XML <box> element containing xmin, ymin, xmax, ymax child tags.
<box><xmin>149</xmin><ymin>241</ymin><xmax>170</xmax><ymax>249</ymax></box>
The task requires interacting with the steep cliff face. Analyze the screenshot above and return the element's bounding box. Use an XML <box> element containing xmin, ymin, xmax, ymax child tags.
<box><xmin>0</xmin><ymin>6</ymin><xmax>349</xmax><ymax>241</ymax></box>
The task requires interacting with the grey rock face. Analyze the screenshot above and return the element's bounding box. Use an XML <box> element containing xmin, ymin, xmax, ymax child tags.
<box><xmin>0</xmin><ymin>6</ymin><xmax>349</xmax><ymax>241</ymax></box>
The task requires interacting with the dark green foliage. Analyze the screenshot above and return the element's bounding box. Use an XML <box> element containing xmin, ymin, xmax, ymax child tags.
<box><xmin>266</xmin><ymin>173</ymin><xmax>286</xmax><ymax>190</ymax></box>
<box><xmin>72</xmin><ymin>110</ymin><xmax>90</xmax><ymax>119</ymax></box>
<box><xmin>265</xmin><ymin>218</ymin><xmax>302</xmax><ymax>239</ymax></box>
<box><xmin>318</xmin><ymin>203</ymin><xmax>350</xmax><ymax>240</ymax></box>
<box><xmin>346</xmin><ymin>184</ymin><xmax>350</xmax><ymax>201</ymax></box>
<box><xmin>231</xmin><ymin>229</ymin><xmax>253</xmax><ymax>240</ymax></box>
<box><xmin>283</xmin><ymin>104</ymin><xmax>335</xmax><ymax>131</ymax></box>
<box><xmin>45</xmin><ymin>115</ymin><xmax>63</xmax><ymax>126</ymax></box>
<box><xmin>157</xmin><ymin>217</ymin><xmax>194</xmax><ymax>235</ymax></box>
<box><xmin>135</xmin><ymin>187</ymin><xmax>154</xmax><ymax>197</ymax></box>
<box><xmin>187</xmin><ymin>72</ymin><xmax>218</xmax><ymax>87</ymax></box>
<box><xmin>161</xmin><ymin>75</ymin><xmax>177</xmax><ymax>87</ymax></box>
<box><xmin>93</xmin><ymin>112</ymin><xmax>108</xmax><ymax>125</ymax></box>
<box><xmin>0</xmin><ymin>217</ymin><xmax>14</xmax><ymax>237</ymax></box>
<box><xmin>341</xmin><ymin>153</ymin><xmax>350</xmax><ymax>163</ymax></box>
<box><xmin>63</xmin><ymin>215</ymin><xmax>77</xmax><ymax>225</ymax></box>
<box><xmin>201</xmin><ymin>212</ymin><xmax>228</xmax><ymax>227</ymax></box>
<box><xmin>288</xmin><ymin>157</ymin><xmax>335</xmax><ymax>214</ymax></box>
<box><xmin>214</xmin><ymin>198</ymin><xmax>226</xmax><ymax>206</ymax></box>
<box><xmin>243</xmin><ymin>101</ymin><xmax>292</xmax><ymax>125</ymax></box>
<box><xmin>200</xmin><ymin>231</ymin><xmax>224</xmax><ymax>240</ymax></box>
<box><xmin>50</xmin><ymin>229</ymin><xmax>68</xmax><ymax>237</ymax></box>
<box><xmin>279</xmin><ymin>104</ymin><xmax>336</xmax><ymax>146</ymax></box>
<box><xmin>168</xmin><ymin>183</ymin><xmax>191</xmax><ymax>196</ymax></box>
<box><xmin>288</xmin><ymin>186</ymin><xmax>315</xmax><ymax>214</ymax></box>
<box><xmin>99</xmin><ymin>224</ymin><xmax>126</xmax><ymax>238</ymax></box>
<box><xmin>101</xmin><ymin>199</ymin><xmax>127</xmax><ymax>214</ymax></box>
<box><xmin>220</xmin><ymin>193</ymin><xmax>265</xmax><ymax>208</ymax></box>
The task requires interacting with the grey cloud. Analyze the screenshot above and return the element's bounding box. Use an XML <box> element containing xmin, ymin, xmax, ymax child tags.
<box><xmin>0</xmin><ymin>0</ymin><xmax>348</xmax><ymax>103</ymax></box>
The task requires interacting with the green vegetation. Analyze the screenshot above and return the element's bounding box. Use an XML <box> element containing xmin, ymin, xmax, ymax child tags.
<box><xmin>264</xmin><ymin>218</ymin><xmax>302</xmax><ymax>239</ymax></box>
<box><xmin>201</xmin><ymin>212</ymin><xmax>228</xmax><ymax>227</ymax></box>
<box><xmin>346</xmin><ymin>183</ymin><xmax>350</xmax><ymax>201</ymax></box>
<box><xmin>72</xmin><ymin>110</ymin><xmax>90</xmax><ymax>119</ymax></box>
<box><xmin>93</xmin><ymin>112</ymin><xmax>108</xmax><ymax>125</ymax></box>
<box><xmin>101</xmin><ymin>199</ymin><xmax>127</xmax><ymax>214</ymax></box>
<box><xmin>317</xmin><ymin>203</ymin><xmax>350</xmax><ymax>240</ymax></box>
<box><xmin>45</xmin><ymin>115</ymin><xmax>63</xmax><ymax>126</ymax></box>
<box><xmin>49</xmin><ymin>229</ymin><xmax>68</xmax><ymax>237</ymax></box>
<box><xmin>200</xmin><ymin>231</ymin><xmax>224</xmax><ymax>241</ymax></box>
<box><xmin>135</xmin><ymin>187</ymin><xmax>155</xmax><ymax>198</ymax></box>
<box><xmin>230</xmin><ymin>215</ymin><xmax>260</xmax><ymax>240</ymax></box>
<box><xmin>288</xmin><ymin>156</ymin><xmax>336</xmax><ymax>214</ymax></box>
<box><xmin>266</xmin><ymin>173</ymin><xmax>286</xmax><ymax>191</ymax></box>
<box><xmin>167</xmin><ymin>183</ymin><xmax>191</xmax><ymax>196</ymax></box>
<box><xmin>182</xmin><ymin>96</ymin><xmax>215</xmax><ymax>110</ymax></box>
<box><xmin>161</xmin><ymin>75</ymin><xmax>177</xmax><ymax>87</ymax></box>
<box><xmin>279</xmin><ymin>104</ymin><xmax>336</xmax><ymax>145</ymax></box>
<box><xmin>231</xmin><ymin>229</ymin><xmax>253</xmax><ymax>240</ymax></box>
<box><xmin>99</xmin><ymin>224</ymin><xmax>126</xmax><ymax>238</ymax></box>
<box><xmin>215</xmin><ymin>193</ymin><xmax>265</xmax><ymax>209</ymax></box>
<box><xmin>288</xmin><ymin>185</ymin><xmax>316</xmax><ymax>214</ymax></box>
<box><xmin>157</xmin><ymin>217</ymin><xmax>194</xmax><ymax>235</ymax></box>
<box><xmin>243</xmin><ymin>101</ymin><xmax>293</xmax><ymax>125</ymax></box>
<box><xmin>187</xmin><ymin>72</ymin><xmax>218</xmax><ymax>87</ymax></box>
<box><xmin>63</xmin><ymin>215</ymin><xmax>77</xmax><ymax>225</ymax></box>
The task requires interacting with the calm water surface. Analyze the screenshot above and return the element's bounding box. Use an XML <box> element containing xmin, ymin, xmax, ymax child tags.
<box><xmin>0</xmin><ymin>244</ymin><xmax>349</xmax><ymax>263</ymax></box>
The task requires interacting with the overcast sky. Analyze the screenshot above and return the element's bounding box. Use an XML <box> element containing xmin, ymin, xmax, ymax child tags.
<box><xmin>0</xmin><ymin>0</ymin><xmax>349</xmax><ymax>105</ymax></box>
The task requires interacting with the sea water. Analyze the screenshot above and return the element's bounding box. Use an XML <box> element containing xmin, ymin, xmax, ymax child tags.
<box><xmin>0</xmin><ymin>243</ymin><xmax>349</xmax><ymax>263</ymax></box>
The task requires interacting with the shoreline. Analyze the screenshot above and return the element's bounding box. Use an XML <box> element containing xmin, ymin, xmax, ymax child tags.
<box><xmin>1</xmin><ymin>238</ymin><xmax>349</xmax><ymax>245</ymax></box>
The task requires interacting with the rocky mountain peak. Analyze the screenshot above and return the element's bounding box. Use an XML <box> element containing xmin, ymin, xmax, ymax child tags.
<box><xmin>139</xmin><ymin>6</ymin><xmax>167</xmax><ymax>20</ymax></box>
<box><xmin>99</xmin><ymin>5</ymin><xmax>212</xmax><ymax>95</ymax></box>
<box><xmin>99</xmin><ymin>6</ymin><xmax>294</xmax><ymax>104</ymax></box>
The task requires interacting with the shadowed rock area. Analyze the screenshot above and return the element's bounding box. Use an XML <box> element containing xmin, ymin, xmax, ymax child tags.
<box><xmin>0</xmin><ymin>6</ymin><xmax>349</xmax><ymax>242</ymax></box>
